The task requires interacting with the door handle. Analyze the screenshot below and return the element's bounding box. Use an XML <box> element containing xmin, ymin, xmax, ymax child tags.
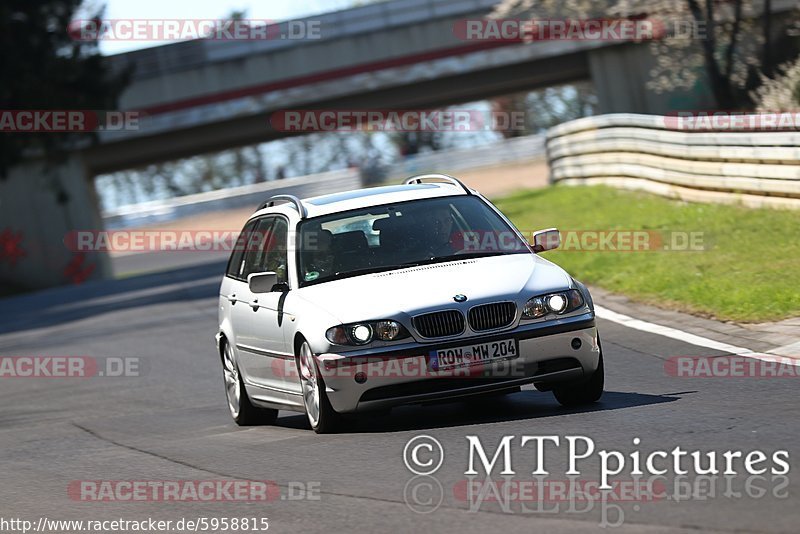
<box><xmin>250</xmin><ymin>298</ymin><xmax>259</xmax><ymax>311</ymax></box>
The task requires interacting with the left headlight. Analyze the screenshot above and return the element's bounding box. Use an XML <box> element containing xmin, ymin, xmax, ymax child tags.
<box><xmin>326</xmin><ymin>320</ymin><xmax>409</xmax><ymax>346</ymax></box>
<box><xmin>522</xmin><ymin>289</ymin><xmax>585</xmax><ymax>319</ymax></box>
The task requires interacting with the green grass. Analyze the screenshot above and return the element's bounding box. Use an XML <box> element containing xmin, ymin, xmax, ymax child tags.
<box><xmin>495</xmin><ymin>185</ymin><xmax>800</xmax><ymax>323</ymax></box>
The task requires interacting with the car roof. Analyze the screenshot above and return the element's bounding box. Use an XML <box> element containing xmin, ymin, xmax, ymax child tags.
<box><xmin>250</xmin><ymin>181</ymin><xmax>475</xmax><ymax>221</ymax></box>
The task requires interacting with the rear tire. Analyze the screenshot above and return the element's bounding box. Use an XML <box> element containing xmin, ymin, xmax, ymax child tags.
<box><xmin>553</xmin><ymin>339</ymin><xmax>604</xmax><ymax>407</ymax></box>
<box><xmin>297</xmin><ymin>340</ymin><xmax>341</xmax><ymax>434</ymax></box>
<box><xmin>222</xmin><ymin>342</ymin><xmax>278</xmax><ymax>426</ymax></box>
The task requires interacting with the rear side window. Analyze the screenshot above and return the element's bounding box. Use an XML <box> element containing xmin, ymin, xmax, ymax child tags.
<box><xmin>226</xmin><ymin>220</ymin><xmax>257</xmax><ymax>280</ymax></box>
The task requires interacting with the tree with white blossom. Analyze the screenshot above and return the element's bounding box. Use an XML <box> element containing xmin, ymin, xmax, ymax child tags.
<box><xmin>752</xmin><ymin>56</ymin><xmax>800</xmax><ymax>110</ymax></box>
<box><xmin>491</xmin><ymin>0</ymin><xmax>799</xmax><ymax>109</ymax></box>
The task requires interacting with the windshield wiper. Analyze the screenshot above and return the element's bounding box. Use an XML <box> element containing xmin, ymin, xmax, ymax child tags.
<box><xmin>397</xmin><ymin>250</ymin><xmax>519</xmax><ymax>268</ymax></box>
<box><xmin>330</xmin><ymin>265</ymin><xmax>397</xmax><ymax>280</ymax></box>
<box><xmin>314</xmin><ymin>251</ymin><xmax>521</xmax><ymax>285</ymax></box>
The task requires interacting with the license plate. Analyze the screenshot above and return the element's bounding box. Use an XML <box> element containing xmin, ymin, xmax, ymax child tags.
<box><xmin>428</xmin><ymin>339</ymin><xmax>518</xmax><ymax>371</ymax></box>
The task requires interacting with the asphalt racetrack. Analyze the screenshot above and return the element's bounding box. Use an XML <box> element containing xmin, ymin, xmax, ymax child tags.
<box><xmin>0</xmin><ymin>254</ymin><xmax>797</xmax><ymax>533</ymax></box>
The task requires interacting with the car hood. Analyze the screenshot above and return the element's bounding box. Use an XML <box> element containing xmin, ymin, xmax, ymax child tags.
<box><xmin>295</xmin><ymin>253</ymin><xmax>572</xmax><ymax>324</ymax></box>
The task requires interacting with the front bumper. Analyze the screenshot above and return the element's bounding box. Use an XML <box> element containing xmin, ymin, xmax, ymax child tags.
<box><xmin>316</xmin><ymin>312</ymin><xmax>600</xmax><ymax>413</ymax></box>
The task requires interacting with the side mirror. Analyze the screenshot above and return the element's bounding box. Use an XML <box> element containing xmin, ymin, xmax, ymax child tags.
<box><xmin>532</xmin><ymin>228</ymin><xmax>560</xmax><ymax>253</ymax></box>
<box><xmin>248</xmin><ymin>271</ymin><xmax>278</xmax><ymax>293</ymax></box>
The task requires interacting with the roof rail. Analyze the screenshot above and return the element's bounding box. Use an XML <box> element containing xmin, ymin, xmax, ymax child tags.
<box><xmin>257</xmin><ymin>194</ymin><xmax>307</xmax><ymax>219</ymax></box>
<box><xmin>403</xmin><ymin>173</ymin><xmax>471</xmax><ymax>195</ymax></box>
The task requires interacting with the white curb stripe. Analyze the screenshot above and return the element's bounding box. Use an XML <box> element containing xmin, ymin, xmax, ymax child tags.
<box><xmin>594</xmin><ymin>305</ymin><xmax>800</xmax><ymax>366</ymax></box>
<box><xmin>768</xmin><ymin>340</ymin><xmax>800</xmax><ymax>358</ymax></box>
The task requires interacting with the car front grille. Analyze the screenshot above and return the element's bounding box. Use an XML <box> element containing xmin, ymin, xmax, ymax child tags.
<box><xmin>412</xmin><ymin>310</ymin><xmax>465</xmax><ymax>338</ymax></box>
<box><xmin>468</xmin><ymin>302</ymin><xmax>517</xmax><ymax>332</ymax></box>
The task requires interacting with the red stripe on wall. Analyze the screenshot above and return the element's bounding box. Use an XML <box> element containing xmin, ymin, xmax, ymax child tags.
<box><xmin>140</xmin><ymin>40</ymin><xmax>516</xmax><ymax>115</ymax></box>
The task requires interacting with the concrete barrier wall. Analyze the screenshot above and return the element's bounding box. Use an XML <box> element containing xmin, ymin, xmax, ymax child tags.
<box><xmin>546</xmin><ymin>113</ymin><xmax>800</xmax><ymax>210</ymax></box>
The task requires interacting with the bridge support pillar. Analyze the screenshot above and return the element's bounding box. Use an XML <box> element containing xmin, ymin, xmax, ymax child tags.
<box><xmin>588</xmin><ymin>43</ymin><xmax>716</xmax><ymax>114</ymax></box>
<box><xmin>0</xmin><ymin>154</ymin><xmax>111</xmax><ymax>291</ymax></box>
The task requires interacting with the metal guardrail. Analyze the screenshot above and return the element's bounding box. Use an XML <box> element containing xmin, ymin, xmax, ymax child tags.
<box><xmin>546</xmin><ymin>113</ymin><xmax>800</xmax><ymax>210</ymax></box>
<box><xmin>384</xmin><ymin>135</ymin><xmax>546</xmax><ymax>178</ymax></box>
<box><xmin>102</xmin><ymin>168</ymin><xmax>360</xmax><ymax>229</ymax></box>
<box><xmin>101</xmin><ymin>134</ymin><xmax>548</xmax><ymax>229</ymax></box>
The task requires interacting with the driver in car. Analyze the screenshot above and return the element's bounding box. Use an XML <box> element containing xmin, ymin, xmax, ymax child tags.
<box><xmin>302</xmin><ymin>223</ymin><xmax>334</xmax><ymax>282</ymax></box>
<box><xmin>421</xmin><ymin>204</ymin><xmax>456</xmax><ymax>257</ymax></box>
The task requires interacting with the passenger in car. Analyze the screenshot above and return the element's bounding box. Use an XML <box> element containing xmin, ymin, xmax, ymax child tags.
<box><xmin>331</xmin><ymin>230</ymin><xmax>370</xmax><ymax>273</ymax></box>
<box><xmin>302</xmin><ymin>224</ymin><xmax>334</xmax><ymax>281</ymax></box>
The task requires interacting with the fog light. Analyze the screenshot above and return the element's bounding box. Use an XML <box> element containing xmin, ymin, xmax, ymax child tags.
<box><xmin>547</xmin><ymin>294</ymin><xmax>567</xmax><ymax>313</ymax></box>
<box><xmin>571</xmin><ymin>337</ymin><xmax>582</xmax><ymax>350</ymax></box>
<box><xmin>354</xmin><ymin>372</ymin><xmax>367</xmax><ymax>384</ymax></box>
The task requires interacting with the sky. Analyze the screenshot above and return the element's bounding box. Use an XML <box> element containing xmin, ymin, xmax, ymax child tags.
<box><xmin>88</xmin><ymin>0</ymin><xmax>363</xmax><ymax>55</ymax></box>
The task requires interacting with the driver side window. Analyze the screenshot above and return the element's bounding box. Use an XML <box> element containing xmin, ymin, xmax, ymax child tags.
<box><xmin>262</xmin><ymin>218</ymin><xmax>289</xmax><ymax>285</ymax></box>
<box><xmin>240</xmin><ymin>216</ymin><xmax>289</xmax><ymax>285</ymax></box>
<box><xmin>240</xmin><ymin>218</ymin><xmax>274</xmax><ymax>279</ymax></box>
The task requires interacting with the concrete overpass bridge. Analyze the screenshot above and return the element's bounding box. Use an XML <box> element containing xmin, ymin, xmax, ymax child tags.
<box><xmin>1</xmin><ymin>0</ymin><xmax>773</xmax><ymax>289</ymax></box>
<box><xmin>89</xmin><ymin>0</ymin><xmax>742</xmax><ymax>174</ymax></box>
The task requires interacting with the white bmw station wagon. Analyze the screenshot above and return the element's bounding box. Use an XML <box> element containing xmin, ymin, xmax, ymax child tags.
<box><xmin>216</xmin><ymin>174</ymin><xmax>603</xmax><ymax>433</ymax></box>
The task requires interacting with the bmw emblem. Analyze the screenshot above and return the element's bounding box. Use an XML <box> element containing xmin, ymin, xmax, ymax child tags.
<box><xmin>453</xmin><ymin>294</ymin><xmax>467</xmax><ymax>303</ymax></box>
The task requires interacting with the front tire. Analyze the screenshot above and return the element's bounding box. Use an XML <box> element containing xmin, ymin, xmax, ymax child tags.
<box><xmin>553</xmin><ymin>339</ymin><xmax>604</xmax><ymax>407</ymax></box>
<box><xmin>297</xmin><ymin>340</ymin><xmax>340</xmax><ymax>434</ymax></box>
<box><xmin>222</xmin><ymin>342</ymin><xmax>278</xmax><ymax>426</ymax></box>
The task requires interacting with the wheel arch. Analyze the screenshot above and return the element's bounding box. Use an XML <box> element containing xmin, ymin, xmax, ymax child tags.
<box><xmin>293</xmin><ymin>332</ymin><xmax>307</xmax><ymax>356</ymax></box>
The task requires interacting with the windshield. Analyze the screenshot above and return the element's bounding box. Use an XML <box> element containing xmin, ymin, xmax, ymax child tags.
<box><xmin>296</xmin><ymin>195</ymin><xmax>529</xmax><ymax>286</ymax></box>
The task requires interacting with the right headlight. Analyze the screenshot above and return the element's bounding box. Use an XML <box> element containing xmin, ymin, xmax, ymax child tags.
<box><xmin>326</xmin><ymin>320</ymin><xmax>409</xmax><ymax>346</ymax></box>
<box><xmin>522</xmin><ymin>289</ymin><xmax>584</xmax><ymax>319</ymax></box>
